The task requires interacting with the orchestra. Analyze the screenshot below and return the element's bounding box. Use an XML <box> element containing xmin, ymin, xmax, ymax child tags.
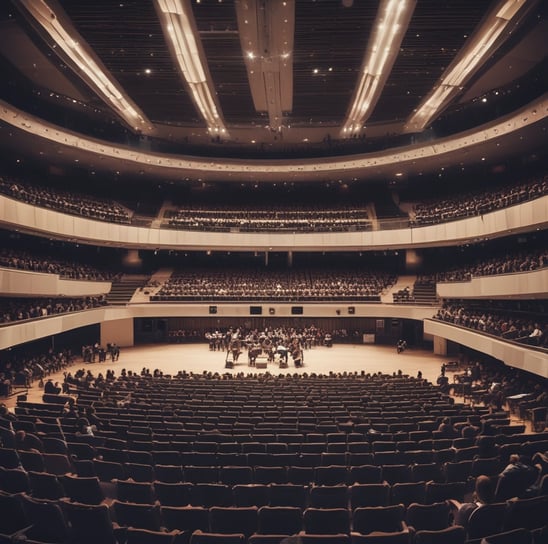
<box><xmin>211</xmin><ymin>325</ymin><xmax>319</xmax><ymax>369</ymax></box>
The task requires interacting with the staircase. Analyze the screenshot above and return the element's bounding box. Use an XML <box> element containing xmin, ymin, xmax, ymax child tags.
<box><xmin>412</xmin><ymin>280</ymin><xmax>439</xmax><ymax>305</ymax></box>
<box><xmin>107</xmin><ymin>275</ymin><xmax>149</xmax><ymax>305</ymax></box>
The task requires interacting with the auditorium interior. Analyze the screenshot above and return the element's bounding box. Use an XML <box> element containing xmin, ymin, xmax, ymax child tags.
<box><xmin>0</xmin><ymin>0</ymin><xmax>547</xmax><ymax>543</ymax></box>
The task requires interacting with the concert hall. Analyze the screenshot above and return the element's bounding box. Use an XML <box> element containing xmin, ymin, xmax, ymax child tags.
<box><xmin>0</xmin><ymin>1</ymin><xmax>547</xmax><ymax>543</ymax></box>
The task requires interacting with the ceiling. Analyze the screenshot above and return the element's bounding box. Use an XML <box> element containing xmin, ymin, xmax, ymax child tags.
<box><xmin>0</xmin><ymin>0</ymin><xmax>546</xmax><ymax>185</ymax></box>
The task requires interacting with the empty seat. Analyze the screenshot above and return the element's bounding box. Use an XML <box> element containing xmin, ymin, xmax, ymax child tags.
<box><xmin>233</xmin><ymin>484</ymin><xmax>269</xmax><ymax>507</ymax></box>
<box><xmin>209</xmin><ymin>506</ymin><xmax>258</xmax><ymax>538</ymax></box>
<box><xmin>302</xmin><ymin>507</ymin><xmax>350</xmax><ymax>535</ymax></box>
<box><xmin>352</xmin><ymin>504</ymin><xmax>406</xmax><ymax>535</ymax></box>
<box><xmin>309</xmin><ymin>485</ymin><xmax>348</xmax><ymax>508</ymax></box>
<box><xmin>154</xmin><ymin>481</ymin><xmax>193</xmax><ymax>507</ymax></box>
<box><xmin>269</xmin><ymin>483</ymin><xmax>308</xmax><ymax>508</ymax></box>
<box><xmin>256</xmin><ymin>505</ymin><xmax>303</xmax><ymax>536</ymax></box>
<box><xmin>62</xmin><ymin>501</ymin><xmax>119</xmax><ymax>544</ymax></box>
<box><xmin>405</xmin><ymin>501</ymin><xmax>451</xmax><ymax>532</ymax></box>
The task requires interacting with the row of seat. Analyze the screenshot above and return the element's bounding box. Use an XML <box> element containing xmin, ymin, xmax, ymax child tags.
<box><xmin>3</xmin><ymin>465</ymin><xmax>546</xmax><ymax>509</ymax></box>
<box><xmin>2</xmin><ymin>490</ymin><xmax>547</xmax><ymax>544</ymax></box>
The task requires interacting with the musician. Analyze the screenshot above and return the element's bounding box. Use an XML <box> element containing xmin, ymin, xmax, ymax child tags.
<box><xmin>248</xmin><ymin>341</ymin><xmax>262</xmax><ymax>366</ymax></box>
<box><xmin>261</xmin><ymin>336</ymin><xmax>274</xmax><ymax>362</ymax></box>
<box><xmin>291</xmin><ymin>346</ymin><xmax>303</xmax><ymax>368</ymax></box>
<box><xmin>276</xmin><ymin>344</ymin><xmax>288</xmax><ymax>367</ymax></box>
<box><xmin>229</xmin><ymin>336</ymin><xmax>242</xmax><ymax>363</ymax></box>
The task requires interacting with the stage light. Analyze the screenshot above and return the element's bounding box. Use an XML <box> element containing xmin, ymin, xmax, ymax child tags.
<box><xmin>341</xmin><ymin>0</ymin><xmax>416</xmax><ymax>136</ymax></box>
<box><xmin>405</xmin><ymin>0</ymin><xmax>531</xmax><ymax>132</ymax></box>
<box><xmin>155</xmin><ymin>0</ymin><xmax>228</xmax><ymax>135</ymax></box>
<box><xmin>18</xmin><ymin>0</ymin><xmax>154</xmax><ymax>134</ymax></box>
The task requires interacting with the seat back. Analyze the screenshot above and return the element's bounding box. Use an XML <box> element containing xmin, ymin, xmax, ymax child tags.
<box><xmin>352</xmin><ymin>504</ymin><xmax>405</xmax><ymax>534</ymax></box>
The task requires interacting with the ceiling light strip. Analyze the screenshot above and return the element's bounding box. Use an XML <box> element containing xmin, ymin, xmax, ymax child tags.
<box><xmin>155</xmin><ymin>0</ymin><xmax>228</xmax><ymax>135</ymax></box>
<box><xmin>341</xmin><ymin>0</ymin><xmax>417</xmax><ymax>136</ymax></box>
<box><xmin>235</xmin><ymin>0</ymin><xmax>295</xmax><ymax>132</ymax></box>
<box><xmin>17</xmin><ymin>0</ymin><xmax>154</xmax><ymax>134</ymax></box>
<box><xmin>405</xmin><ymin>0</ymin><xmax>533</xmax><ymax>132</ymax></box>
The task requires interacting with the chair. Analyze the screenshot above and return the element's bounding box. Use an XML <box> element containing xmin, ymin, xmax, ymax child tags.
<box><xmin>287</xmin><ymin>466</ymin><xmax>314</xmax><ymax>485</ymax></box>
<box><xmin>300</xmin><ymin>535</ymin><xmax>351</xmax><ymax>544</ymax></box>
<box><xmin>349</xmin><ymin>530</ymin><xmax>411</xmax><ymax>543</ymax></box>
<box><xmin>504</xmin><ymin>494</ymin><xmax>548</xmax><ymax>531</ymax></box>
<box><xmin>254</xmin><ymin>466</ymin><xmax>287</xmax><ymax>484</ymax></box>
<box><xmin>128</xmin><ymin>450</ymin><xmax>154</xmax><ymax>465</ymax></box>
<box><xmin>479</xmin><ymin>528</ymin><xmax>532</xmax><ymax>544</ymax></box>
<box><xmin>0</xmin><ymin>467</ymin><xmax>31</xmax><ymax>493</ymax></box>
<box><xmin>405</xmin><ymin>501</ymin><xmax>451</xmax><ymax>532</ymax></box>
<box><xmin>233</xmin><ymin>484</ymin><xmax>269</xmax><ymax>507</ymax></box>
<box><xmin>309</xmin><ymin>485</ymin><xmax>349</xmax><ymax>508</ymax></box>
<box><xmin>453</xmin><ymin>447</ymin><xmax>479</xmax><ymax>462</ymax></box>
<box><xmin>0</xmin><ymin>490</ymin><xmax>32</xmax><ymax>539</ymax></box>
<box><xmin>62</xmin><ymin>474</ymin><xmax>105</xmax><ymax>504</ymax></box>
<box><xmin>315</xmin><ymin>465</ymin><xmax>348</xmax><ymax>486</ymax></box>
<box><xmin>19</xmin><ymin>494</ymin><xmax>69</xmax><ymax>544</ymax></box>
<box><xmin>67</xmin><ymin>441</ymin><xmax>96</xmax><ymax>461</ymax></box>
<box><xmin>155</xmin><ymin>464</ymin><xmax>185</xmax><ymax>483</ymax></box>
<box><xmin>256</xmin><ymin>506</ymin><xmax>303</xmax><ymax>536</ymax></box>
<box><xmin>302</xmin><ymin>507</ymin><xmax>350</xmax><ymax>535</ymax></box>
<box><xmin>154</xmin><ymin>481</ymin><xmax>193</xmax><ymax>507</ymax></box>
<box><xmin>444</xmin><ymin>461</ymin><xmax>473</xmax><ymax>483</ymax></box>
<box><xmin>116</xmin><ymin>479</ymin><xmax>156</xmax><ymax>504</ymax></box>
<box><xmin>348</xmin><ymin>465</ymin><xmax>383</xmax><ymax>484</ymax></box>
<box><xmin>18</xmin><ymin>450</ymin><xmax>45</xmax><ymax>472</ymax></box>
<box><xmin>62</xmin><ymin>501</ymin><xmax>119</xmax><ymax>544</ymax></box>
<box><xmin>494</xmin><ymin>465</ymin><xmax>540</xmax><ymax>501</ymax></box>
<box><xmin>161</xmin><ymin>505</ymin><xmax>209</xmax><ymax>537</ymax></box>
<box><xmin>413</xmin><ymin>525</ymin><xmax>466</xmax><ymax>544</ymax></box>
<box><xmin>209</xmin><ymin>506</ymin><xmax>259</xmax><ymax>538</ymax></box>
<box><xmin>390</xmin><ymin>482</ymin><xmax>426</xmax><ymax>507</ymax></box>
<box><xmin>191</xmin><ymin>483</ymin><xmax>233</xmax><ymax>507</ymax></box>
<box><xmin>40</xmin><ymin>436</ymin><xmax>70</xmax><ymax>455</ymax></box>
<box><xmin>530</xmin><ymin>407</ymin><xmax>547</xmax><ymax>432</ymax></box>
<box><xmin>111</xmin><ymin>499</ymin><xmax>163</xmax><ymax>531</ymax></box>
<box><xmin>380</xmin><ymin>465</ymin><xmax>411</xmax><ymax>485</ymax></box>
<box><xmin>42</xmin><ymin>453</ymin><xmax>74</xmax><ymax>476</ymax></box>
<box><xmin>93</xmin><ymin>459</ymin><xmax>127</xmax><ymax>482</ymax></box>
<box><xmin>0</xmin><ymin>447</ymin><xmax>21</xmax><ymax>469</ymax></box>
<box><xmin>424</xmin><ymin>481</ymin><xmax>466</xmax><ymax>504</ymax></box>
<box><xmin>471</xmin><ymin>457</ymin><xmax>502</xmax><ymax>478</ymax></box>
<box><xmin>189</xmin><ymin>530</ymin><xmax>245</xmax><ymax>544</ymax></box>
<box><xmin>125</xmin><ymin>527</ymin><xmax>181</xmax><ymax>544</ymax></box>
<box><xmin>28</xmin><ymin>470</ymin><xmax>65</xmax><ymax>500</ymax></box>
<box><xmin>269</xmin><ymin>483</ymin><xmax>308</xmax><ymax>508</ymax></box>
<box><xmin>125</xmin><ymin>462</ymin><xmax>156</xmax><ymax>483</ymax></box>
<box><xmin>320</xmin><ymin>453</ymin><xmax>347</xmax><ymax>466</ymax></box>
<box><xmin>349</xmin><ymin>483</ymin><xmax>390</xmax><ymax>508</ymax></box>
<box><xmin>410</xmin><ymin>463</ymin><xmax>443</xmax><ymax>483</ymax></box>
<box><xmin>352</xmin><ymin>504</ymin><xmax>406</xmax><ymax>535</ymax></box>
<box><xmin>185</xmin><ymin>466</ymin><xmax>219</xmax><ymax>484</ymax></box>
<box><xmin>219</xmin><ymin>466</ymin><xmax>253</xmax><ymax>486</ymax></box>
<box><xmin>466</xmin><ymin>502</ymin><xmax>507</xmax><ymax>539</ymax></box>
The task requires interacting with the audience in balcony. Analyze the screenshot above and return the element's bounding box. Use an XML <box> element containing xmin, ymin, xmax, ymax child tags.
<box><xmin>434</xmin><ymin>301</ymin><xmax>547</xmax><ymax>348</ymax></box>
<box><xmin>0</xmin><ymin>247</ymin><xmax>120</xmax><ymax>281</ymax></box>
<box><xmin>165</xmin><ymin>204</ymin><xmax>371</xmax><ymax>232</ymax></box>
<box><xmin>0</xmin><ymin>295</ymin><xmax>107</xmax><ymax>325</ymax></box>
<box><xmin>151</xmin><ymin>268</ymin><xmax>396</xmax><ymax>301</ymax></box>
<box><xmin>410</xmin><ymin>174</ymin><xmax>548</xmax><ymax>226</ymax></box>
<box><xmin>427</xmin><ymin>247</ymin><xmax>548</xmax><ymax>283</ymax></box>
<box><xmin>0</xmin><ymin>175</ymin><xmax>131</xmax><ymax>224</ymax></box>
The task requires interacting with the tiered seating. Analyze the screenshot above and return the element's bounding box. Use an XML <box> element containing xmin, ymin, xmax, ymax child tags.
<box><xmin>1</xmin><ymin>373</ymin><xmax>547</xmax><ymax>543</ymax></box>
<box><xmin>151</xmin><ymin>268</ymin><xmax>396</xmax><ymax>302</ymax></box>
<box><xmin>165</xmin><ymin>204</ymin><xmax>372</xmax><ymax>233</ymax></box>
